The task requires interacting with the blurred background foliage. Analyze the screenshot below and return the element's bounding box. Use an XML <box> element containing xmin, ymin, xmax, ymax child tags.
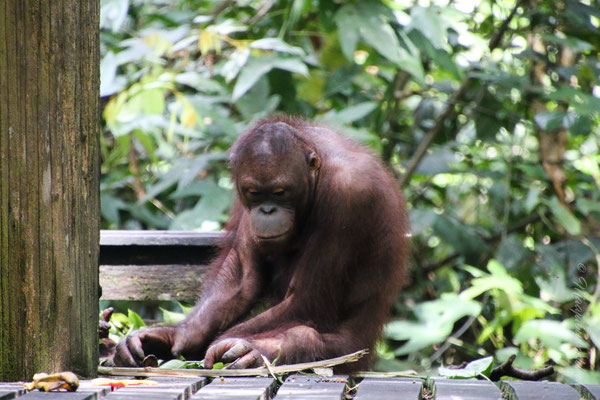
<box><xmin>100</xmin><ymin>0</ymin><xmax>600</xmax><ymax>382</ymax></box>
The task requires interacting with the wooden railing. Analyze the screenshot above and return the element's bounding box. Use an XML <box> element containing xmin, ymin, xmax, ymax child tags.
<box><xmin>99</xmin><ymin>230</ymin><xmax>223</xmax><ymax>301</ymax></box>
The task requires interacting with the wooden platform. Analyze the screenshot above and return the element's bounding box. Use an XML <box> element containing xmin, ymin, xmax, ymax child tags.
<box><xmin>1</xmin><ymin>376</ymin><xmax>598</xmax><ymax>399</ymax></box>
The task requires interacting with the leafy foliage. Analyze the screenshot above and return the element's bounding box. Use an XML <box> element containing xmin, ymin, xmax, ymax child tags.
<box><xmin>100</xmin><ymin>0</ymin><xmax>600</xmax><ymax>381</ymax></box>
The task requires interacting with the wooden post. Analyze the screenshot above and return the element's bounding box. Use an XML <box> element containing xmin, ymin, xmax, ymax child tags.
<box><xmin>0</xmin><ymin>0</ymin><xmax>100</xmax><ymax>381</ymax></box>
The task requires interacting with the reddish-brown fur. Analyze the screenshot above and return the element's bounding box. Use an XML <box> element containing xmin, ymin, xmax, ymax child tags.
<box><xmin>114</xmin><ymin>115</ymin><xmax>409</xmax><ymax>372</ymax></box>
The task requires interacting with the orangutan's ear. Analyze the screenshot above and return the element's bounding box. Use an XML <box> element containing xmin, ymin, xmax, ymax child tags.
<box><xmin>307</xmin><ymin>152</ymin><xmax>321</xmax><ymax>171</ymax></box>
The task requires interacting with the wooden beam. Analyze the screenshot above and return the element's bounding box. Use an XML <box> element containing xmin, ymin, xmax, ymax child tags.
<box><xmin>100</xmin><ymin>264</ymin><xmax>207</xmax><ymax>301</ymax></box>
<box><xmin>0</xmin><ymin>0</ymin><xmax>100</xmax><ymax>380</ymax></box>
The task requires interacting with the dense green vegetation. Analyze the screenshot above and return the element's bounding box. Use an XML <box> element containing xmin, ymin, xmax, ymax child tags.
<box><xmin>100</xmin><ymin>0</ymin><xmax>600</xmax><ymax>381</ymax></box>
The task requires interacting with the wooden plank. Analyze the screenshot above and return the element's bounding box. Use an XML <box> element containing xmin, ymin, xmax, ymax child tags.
<box><xmin>0</xmin><ymin>385</ymin><xmax>25</xmax><ymax>397</ymax></box>
<box><xmin>104</xmin><ymin>377</ymin><xmax>207</xmax><ymax>400</ymax></box>
<box><xmin>503</xmin><ymin>381</ymin><xmax>581</xmax><ymax>400</ymax></box>
<box><xmin>100</xmin><ymin>264</ymin><xmax>207</xmax><ymax>301</ymax></box>
<box><xmin>149</xmin><ymin>377</ymin><xmax>208</xmax><ymax>397</ymax></box>
<box><xmin>275</xmin><ymin>375</ymin><xmax>348</xmax><ymax>400</ymax></box>
<box><xmin>18</xmin><ymin>382</ymin><xmax>110</xmax><ymax>400</ymax></box>
<box><xmin>77</xmin><ymin>381</ymin><xmax>112</xmax><ymax>398</ymax></box>
<box><xmin>355</xmin><ymin>377</ymin><xmax>421</xmax><ymax>399</ymax></box>
<box><xmin>100</xmin><ymin>231</ymin><xmax>224</xmax><ymax>247</ymax></box>
<box><xmin>143</xmin><ymin>377</ymin><xmax>208</xmax><ymax>399</ymax></box>
<box><xmin>104</xmin><ymin>394</ymin><xmax>183</xmax><ymax>400</ymax></box>
<box><xmin>191</xmin><ymin>377</ymin><xmax>275</xmax><ymax>400</ymax></box>
<box><xmin>99</xmin><ymin>231</ymin><xmax>220</xmax><ymax>266</ymax></box>
<box><xmin>434</xmin><ymin>379</ymin><xmax>501</xmax><ymax>400</ymax></box>
<box><xmin>0</xmin><ymin>392</ymin><xmax>17</xmax><ymax>400</ymax></box>
<box><xmin>74</xmin><ymin>386</ymin><xmax>112</xmax><ymax>399</ymax></box>
<box><xmin>18</xmin><ymin>392</ymin><xmax>97</xmax><ymax>400</ymax></box>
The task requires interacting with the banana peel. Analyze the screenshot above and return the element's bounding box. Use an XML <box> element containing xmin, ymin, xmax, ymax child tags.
<box><xmin>23</xmin><ymin>372</ymin><xmax>79</xmax><ymax>392</ymax></box>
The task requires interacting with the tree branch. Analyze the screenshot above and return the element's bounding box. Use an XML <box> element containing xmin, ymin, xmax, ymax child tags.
<box><xmin>489</xmin><ymin>355</ymin><xmax>554</xmax><ymax>381</ymax></box>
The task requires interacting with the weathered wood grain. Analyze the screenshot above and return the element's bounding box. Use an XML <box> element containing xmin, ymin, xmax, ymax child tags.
<box><xmin>100</xmin><ymin>264</ymin><xmax>207</xmax><ymax>301</ymax></box>
<box><xmin>18</xmin><ymin>393</ymin><xmax>97</xmax><ymax>400</ymax></box>
<box><xmin>355</xmin><ymin>377</ymin><xmax>421</xmax><ymax>399</ymax></box>
<box><xmin>2</xmin><ymin>378</ymin><xmax>593</xmax><ymax>399</ymax></box>
<box><xmin>0</xmin><ymin>0</ymin><xmax>100</xmax><ymax>380</ymax></box>
<box><xmin>105</xmin><ymin>376</ymin><xmax>207</xmax><ymax>400</ymax></box>
<box><xmin>275</xmin><ymin>375</ymin><xmax>348</xmax><ymax>400</ymax></box>
<box><xmin>435</xmin><ymin>379</ymin><xmax>502</xmax><ymax>400</ymax></box>
<box><xmin>192</xmin><ymin>377</ymin><xmax>275</xmax><ymax>400</ymax></box>
<box><xmin>503</xmin><ymin>381</ymin><xmax>581</xmax><ymax>400</ymax></box>
<box><xmin>76</xmin><ymin>382</ymin><xmax>112</xmax><ymax>399</ymax></box>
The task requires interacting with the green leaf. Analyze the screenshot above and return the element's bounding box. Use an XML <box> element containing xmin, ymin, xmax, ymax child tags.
<box><xmin>159</xmin><ymin>359</ymin><xmax>187</xmax><ymax>369</ymax></box>
<box><xmin>250</xmin><ymin>38</ymin><xmax>305</xmax><ymax>56</ymax></box>
<box><xmin>359</xmin><ymin>18</ymin><xmax>401</xmax><ymax>62</ymax></box>
<box><xmin>175</xmin><ymin>72</ymin><xmax>226</xmax><ymax>94</ymax></box>
<box><xmin>534</xmin><ymin>111</ymin><xmax>566</xmax><ymax>131</ymax></box>
<box><xmin>169</xmin><ymin>179</ymin><xmax>232</xmax><ymax>230</ymax></box>
<box><xmin>334</xmin><ymin>5</ymin><xmax>360</xmax><ymax>60</ymax></box>
<box><xmin>232</xmin><ymin>56</ymin><xmax>308</xmax><ymax>101</ymax></box>
<box><xmin>100</xmin><ymin>51</ymin><xmax>126</xmax><ymax>97</ymax></box>
<box><xmin>541</xmin><ymin>34</ymin><xmax>594</xmax><ymax>53</ymax></box>
<box><xmin>100</xmin><ymin>0</ymin><xmax>129</xmax><ymax>32</ymax></box>
<box><xmin>385</xmin><ymin>296</ymin><xmax>481</xmax><ymax>355</ymax></box>
<box><xmin>584</xmin><ymin>323</ymin><xmax>600</xmax><ymax>350</ymax></box>
<box><xmin>160</xmin><ymin>359</ymin><xmax>204</xmax><ymax>369</ymax></box>
<box><xmin>577</xmin><ymin>198</ymin><xmax>600</xmax><ymax>215</ymax></box>
<box><xmin>178</xmin><ymin>302</ymin><xmax>193</xmax><ymax>314</ymax></box>
<box><xmin>433</xmin><ymin>215</ymin><xmax>489</xmax><ymax>262</ymax></box>
<box><xmin>546</xmin><ymin>197</ymin><xmax>581</xmax><ymax>235</ymax></box>
<box><xmin>564</xmin><ymin>113</ymin><xmax>592</xmax><ymax>135</ymax></box>
<box><xmin>560</xmin><ymin>367</ymin><xmax>600</xmax><ymax>384</ymax></box>
<box><xmin>460</xmin><ymin>260</ymin><xmax>523</xmax><ymax>300</ymax></box>
<box><xmin>408</xmin><ymin>6</ymin><xmax>450</xmax><ymax>49</ymax></box>
<box><xmin>323</xmin><ymin>102</ymin><xmax>377</xmax><ymax>124</ymax></box>
<box><xmin>297</xmin><ymin>74</ymin><xmax>326</xmax><ymax>105</ymax></box>
<box><xmin>524</xmin><ymin>186</ymin><xmax>542</xmax><ymax>213</ymax></box>
<box><xmin>474</xmin><ymin>90</ymin><xmax>505</xmax><ymax>138</ymax></box>
<box><xmin>415</xmin><ymin>149</ymin><xmax>458</xmax><ymax>175</ymax></box>
<box><xmin>439</xmin><ymin>357</ymin><xmax>494</xmax><ymax>378</ymax></box>
<box><xmin>100</xmin><ymin>193</ymin><xmax>127</xmax><ymax>225</ymax></box>
<box><xmin>515</xmin><ymin>319</ymin><xmax>588</xmax><ymax>349</ymax></box>
<box><xmin>126</xmin><ymin>309</ymin><xmax>146</xmax><ymax>334</ymax></box>
<box><xmin>494</xmin><ymin>235</ymin><xmax>530</xmax><ymax>272</ymax></box>
<box><xmin>384</xmin><ymin>320</ymin><xmax>450</xmax><ymax>355</ymax></box>
<box><xmin>207</xmin><ymin>19</ymin><xmax>247</xmax><ymax>35</ymax></box>
<box><xmin>334</xmin><ymin>2</ymin><xmax>424</xmax><ymax>81</ymax></box>
<box><xmin>236</xmin><ymin>76</ymin><xmax>280</xmax><ymax>120</ymax></box>
<box><xmin>142</xmin><ymin>154</ymin><xmax>225</xmax><ymax>202</ymax></box>
<box><xmin>140</xmin><ymin>88</ymin><xmax>165</xmax><ymax>115</ymax></box>
<box><xmin>535</xmin><ymin>267</ymin><xmax>577</xmax><ymax>303</ymax></box>
<box><xmin>547</xmin><ymin>86</ymin><xmax>600</xmax><ymax>115</ymax></box>
<box><xmin>221</xmin><ymin>48</ymin><xmax>250</xmax><ymax>82</ymax></box>
<box><xmin>409</xmin><ymin>209</ymin><xmax>437</xmax><ymax>236</ymax></box>
<box><xmin>161</xmin><ymin>308</ymin><xmax>186</xmax><ymax>324</ymax></box>
<box><xmin>408</xmin><ymin>30</ymin><xmax>463</xmax><ymax>79</ymax></box>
